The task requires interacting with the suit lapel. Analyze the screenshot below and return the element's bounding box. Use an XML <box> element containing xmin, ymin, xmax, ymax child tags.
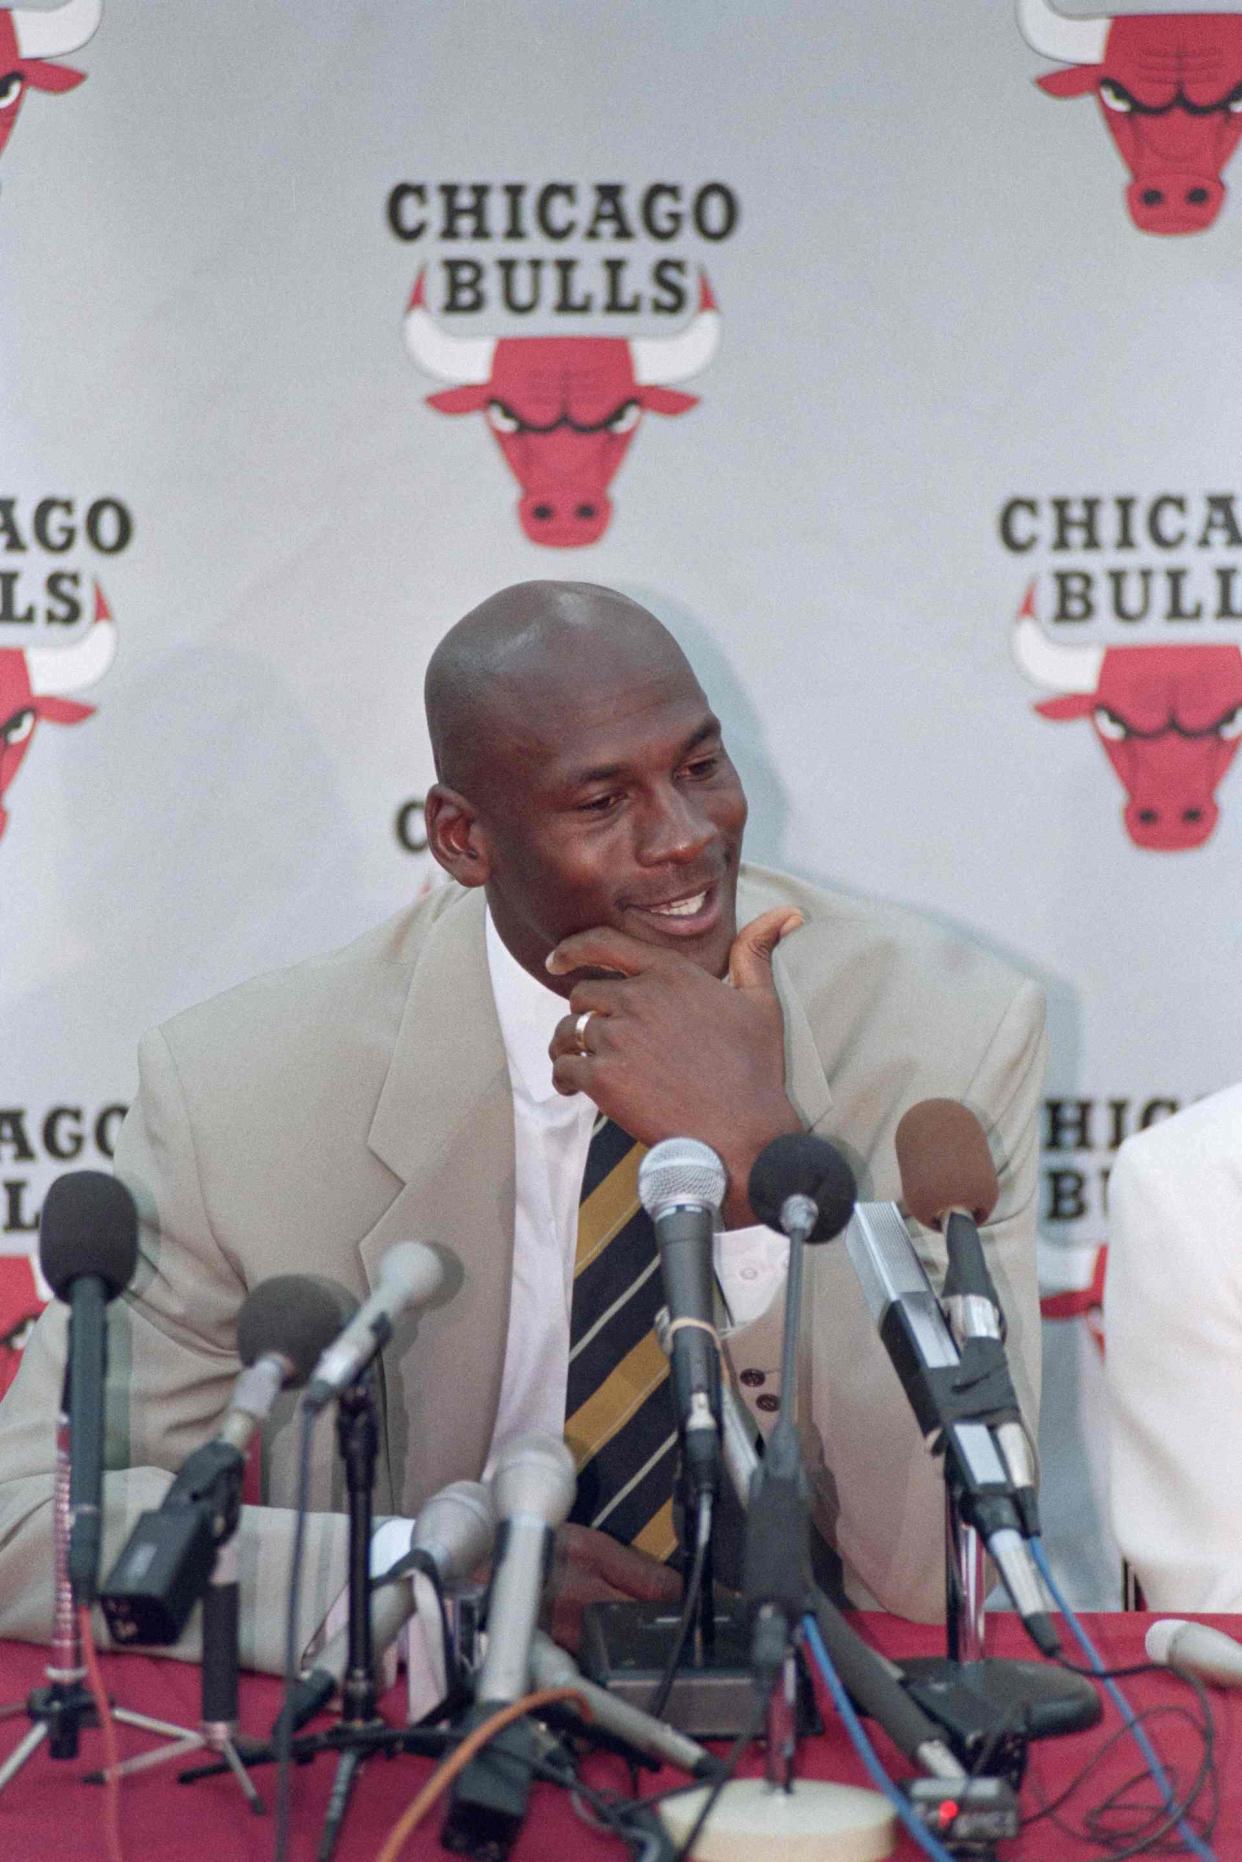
<box><xmin>362</xmin><ymin>887</ymin><xmax>515</xmax><ymax>1513</ymax></box>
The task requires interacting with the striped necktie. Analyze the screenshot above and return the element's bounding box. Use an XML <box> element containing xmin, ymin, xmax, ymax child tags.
<box><xmin>563</xmin><ymin>1116</ymin><xmax>680</xmax><ymax>1562</ymax></box>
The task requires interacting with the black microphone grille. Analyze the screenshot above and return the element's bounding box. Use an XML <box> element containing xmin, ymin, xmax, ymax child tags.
<box><xmin>38</xmin><ymin>1170</ymin><xmax>139</xmax><ymax>1301</ymax></box>
<box><xmin>235</xmin><ymin>1276</ymin><xmax>357</xmax><ymax>1388</ymax></box>
<box><xmin>748</xmin><ymin>1134</ymin><xmax>856</xmax><ymax>1244</ymax></box>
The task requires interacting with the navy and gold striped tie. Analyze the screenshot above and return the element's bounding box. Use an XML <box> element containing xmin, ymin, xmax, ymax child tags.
<box><xmin>563</xmin><ymin>1117</ymin><xmax>680</xmax><ymax>1561</ymax></box>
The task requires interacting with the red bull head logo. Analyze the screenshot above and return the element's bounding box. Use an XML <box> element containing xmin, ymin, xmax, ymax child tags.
<box><xmin>403</xmin><ymin>269</ymin><xmax>721</xmax><ymax>546</ymax></box>
<box><xmin>0</xmin><ymin>0</ymin><xmax>101</xmax><ymax>167</ymax></box>
<box><xmin>0</xmin><ymin>581</ymin><xmax>115</xmax><ymax>841</ymax></box>
<box><xmin>1014</xmin><ymin>589</ymin><xmax>1242</xmax><ymax>848</ymax></box>
<box><xmin>0</xmin><ymin>1254</ymin><xmax>42</xmax><ymax>1400</ymax></box>
<box><xmin>1020</xmin><ymin>0</ymin><xmax>1242</xmax><ymax>234</ymax></box>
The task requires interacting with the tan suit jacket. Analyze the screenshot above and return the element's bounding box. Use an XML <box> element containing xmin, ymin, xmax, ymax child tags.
<box><xmin>0</xmin><ymin>866</ymin><xmax>1045</xmax><ymax>1671</ymax></box>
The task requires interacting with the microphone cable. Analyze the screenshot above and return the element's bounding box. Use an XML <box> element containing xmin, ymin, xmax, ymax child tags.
<box><xmin>373</xmin><ymin>1684</ymin><xmax>589</xmax><ymax>1862</ymax></box>
<box><xmin>645</xmin><ymin>1490</ymin><xmax>713</xmax><ymax>1724</ymax></box>
<box><xmin>80</xmin><ymin>1603</ymin><xmax>125</xmax><ymax>1862</ymax></box>
<box><xmin>802</xmin><ymin>1615</ymin><xmax>960</xmax><ymax>1862</ymax></box>
<box><xmin>274</xmin><ymin>1398</ymin><xmax>317</xmax><ymax>1862</ymax></box>
<box><xmin>1030</xmin><ymin>1537</ymin><xmax>1218</xmax><ymax>1861</ymax></box>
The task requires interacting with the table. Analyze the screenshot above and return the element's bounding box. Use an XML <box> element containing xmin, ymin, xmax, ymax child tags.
<box><xmin>0</xmin><ymin>1614</ymin><xmax>1235</xmax><ymax>1860</ymax></box>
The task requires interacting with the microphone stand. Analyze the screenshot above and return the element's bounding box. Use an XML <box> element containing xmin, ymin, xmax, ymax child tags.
<box><xmin>0</xmin><ymin>1399</ymin><xmax>190</xmax><ymax>1792</ymax></box>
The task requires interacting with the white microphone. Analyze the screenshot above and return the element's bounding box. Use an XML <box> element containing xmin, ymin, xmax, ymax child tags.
<box><xmin>1146</xmin><ymin>1619</ymin><xmax>1242</xmax><ymax>1687</ymax></box>
<box><xmin>284</xmin><ymin>1480</ymin><xmax>495</xmax><ymax>1729</ymax></box>
<box><xmin>303</xmin><ymin>1241</ymin><xmax>446</xmax><ymax>1410</ymax></box>
<box><xmin>475</xmin><ymin>1432</ymin><xmax>577</xmax><ymax>1706</ymax></box>
<box><xmin>441</xmin><ymin>1433</ymin><xmax>577</xmax><ymax>1856</ymax></box>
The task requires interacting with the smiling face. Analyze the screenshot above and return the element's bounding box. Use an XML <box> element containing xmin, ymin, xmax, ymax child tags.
<box><xmin>424</xmin><ymin>584</ymin><xmax>748</xmax><ymax>993</ymax></box>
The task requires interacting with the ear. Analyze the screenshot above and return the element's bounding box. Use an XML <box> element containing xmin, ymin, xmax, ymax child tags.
<box><xmin>638</xmin><ymin>386</ymin><xmax>699</xmax><ymax>417</ymax></box>
<box><xmin>424</xmin><ymin>783</ymin><xmax>491</xmax><ymax>887</ymax></box>
<box><xmin>20</xmin><ymin>60</ymin><xmax>87</xmax><ymax>94</ymax></box>
<box><xmin>1035</xmin><ymin>694</ymin><xmax>1096</xmax><ymax>721</ymax></box>
<box><xmin>426</xmin><ymin>385</ymin><xmax>492</xmax><ymax>415</ymax></box>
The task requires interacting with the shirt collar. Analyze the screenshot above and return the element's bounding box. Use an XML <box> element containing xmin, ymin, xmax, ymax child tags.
<box><xmin>485</xmin><ymin>907</ymin><xmax>568</xmax><ymax>1106</ymax></box>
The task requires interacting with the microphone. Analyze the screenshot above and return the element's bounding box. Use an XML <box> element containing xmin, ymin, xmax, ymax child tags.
<box><xmin>895</xmin><ymin>1099</ymin><xmax>1038</xmax><ymax>1533</ymax></box>
<box><xmin>638</xmin><ymin>1138</ymin><xmax>727</xmax><ymax>1497</ymax></box>
<box><xmin>303</xmin><ymin>1241</ymin><xmax>446</xmax><ymax>1411</ymax></box>
<box><xmin>39</xmin><ymin>1171</ymin><xmax>140</xmax><ymax>1604</ymax></box>
<box><xmin>441</xmin><ymin>1432</ymin><xmax>576</xmax><ymax>1859</ymax></box>
<box><xmin>286</xmin><ymin>1480</ymin><xmax>495</xmax><ymax>1729</ymax></box>
<box><xmin>529</xmin><ymin>1632</ymin><xmax>715</xmax><ymax>1777</ymax></box>
<box><xmin>843</xmin><ymin>1199</ymin><xmax>1059</xmax><ymax>1657</ymax></box>
<box><xmin>1146</xmin><ymin>1619</ymin><xmax>1242</xmax><ymax>1688</ymax></box>
<box><xmin>742</xmin><ymin>1135</ymin><xmax>856</xmax><ymax>1676</ymax></box>
<box><xmin>101</xmin><ymin>1275</ymin><xmax>347</xmax><ymax>1645</ymax></box>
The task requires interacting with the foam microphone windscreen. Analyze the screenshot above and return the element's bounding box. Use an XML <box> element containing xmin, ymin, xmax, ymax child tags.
<box><xmin>235</xmin><ymin>1276</ymin><xmax>356</xmax><ymax>1388</ymax></box>
<box><xmin>748</xmin><ymin>1132</ymin><xmax>857</xmax><ymax>1243</ymax></box>
<box><xmin>39</xmin><ymin>1170</ymin><xmax>139</xmax><ymax>1301</ymax></box>
<box><xmin>894</xmin><ymin>1099</ymin><xmax>1000</xmax><ymax>1229</ymax></box>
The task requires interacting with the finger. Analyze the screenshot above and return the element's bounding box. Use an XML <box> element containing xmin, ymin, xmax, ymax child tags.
<box><xmin>551</xmin><ymin>1053</ymin><xmax>593</xmax><ymax>1096</ymax></box>
<box><xmin>547</xmin><ymin>926</ymin><xmax>679</xmax><ymax>980</ymax></box>
<box><xmin>566</xmin><ymin>1526</ymin><xmax>682</xmax><ymax>1602</ymax></box>
<box><xmin>549</xmin><ymin>1010</ymin><xmax>611</xmax><ymax>1063</ymax></box>
<box><xmin>567</xmin><ymin>978</ymin><xmax>630</xmax><ymax>1017</ymax></box>
<box><xmin>727</xmin><ymin>907</ymin><xmax>804</xmax><ymax>992</ymax></box>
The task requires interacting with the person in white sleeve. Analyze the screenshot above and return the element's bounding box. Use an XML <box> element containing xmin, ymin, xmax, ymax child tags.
<box><xmin>1106</xmin><ymin>1083</ymin><xmax>1242</xmax><ymax>1611</ymax></box>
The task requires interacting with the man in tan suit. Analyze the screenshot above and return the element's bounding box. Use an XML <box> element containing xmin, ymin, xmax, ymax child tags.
<box><xmin>0</xmin><ymin>582</ymin><xmax>1045</xmax><ymax>1672</ymax></box>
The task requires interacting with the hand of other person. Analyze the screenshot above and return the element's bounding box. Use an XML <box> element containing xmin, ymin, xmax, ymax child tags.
<box><xmin>547</xmin><ymin>907</ymin><xmax>805</xmax><ymax>1227</ymax></box>
<box><xmin>543</xmin><ymin>1523</ymin><xmax>682</xmax><ymax>1654</ymax></box>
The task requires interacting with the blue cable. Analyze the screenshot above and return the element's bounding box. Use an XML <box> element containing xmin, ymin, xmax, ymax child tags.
<box><xmin>802</xmin><ymin>1614</ymin><xmax>960</xmax><ymax>1862</ymax></box>
<box><xmin>1029</xmin><ymin>1535</ymin><xmax>1216</xmax><ymax>1862</ymax></box>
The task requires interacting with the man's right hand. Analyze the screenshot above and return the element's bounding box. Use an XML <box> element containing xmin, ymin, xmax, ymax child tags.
<box><xmin>543</xmin><ymin>1522</ymin><xmax>681</xmax><ymax>1654</ymax></box>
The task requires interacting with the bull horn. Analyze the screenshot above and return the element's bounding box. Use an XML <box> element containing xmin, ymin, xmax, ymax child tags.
<box><xmin>402</xmin><ymin>270</ymin><xmax>495</xmax><ymax>385</ymax></box>
<box><xmin>1013</xmin><ymin>615</ymin><xmax>1103</xmax><ymax>694</ymax></box>
<box><xmin>11</xmin><ymin>0</ymin><xmax>103</xmax><ymax>59</ymax></box>
<box><xmin>27</xmin><ymin>585</ymin><xmax>116</xmax><ymax>696</ymax></box>
<box><xmin>1016</xmin><ymin>0</ymin><xmax>1109</xmax><ymax>65</ymax></box>
<box><xmin>632</xmin><ymin>271</ymin><xmax>721</xmax><ymax>386</ymax></box>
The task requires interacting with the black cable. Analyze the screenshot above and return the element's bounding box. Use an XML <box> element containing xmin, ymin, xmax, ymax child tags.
<box><xmin>646</xmin><ymin>1493</ymin><xmax>712</xmax><ymax>1723</ymax></box>
<box><xmin>273</xmin><ymin>1401</ymin><xmax>317</xmax><ymax>1862</ymax></box>
<box><xmin>1020</xmin><ymin>1677</ymin><xmax>1218</xmax><ymax>1859</ymax></box>
<box><xmin>670</xmin><ymin>1688</ymin><xmax>768</xmax><ymax>1862</ymax></box>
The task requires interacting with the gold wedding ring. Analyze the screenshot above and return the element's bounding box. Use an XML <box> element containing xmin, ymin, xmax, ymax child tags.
<box><xmin>573</xmin><ymin>1009</ymin><xmax>596</xmax><ymax>1056</ymax></box>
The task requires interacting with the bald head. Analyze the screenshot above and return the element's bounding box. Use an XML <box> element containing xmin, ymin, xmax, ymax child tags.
<box><xmin>425</xmin><ymin>581</ymin><xmax>695</xmax><ymax>797</ymax></box>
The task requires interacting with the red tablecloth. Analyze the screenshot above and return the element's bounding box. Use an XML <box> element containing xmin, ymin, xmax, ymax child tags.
<box><xmin>0</xmin><ymin>1614</ymin><xmax>1235</xmax><ymax>1860</ymax></box>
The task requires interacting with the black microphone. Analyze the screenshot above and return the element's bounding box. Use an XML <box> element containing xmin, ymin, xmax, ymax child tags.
<box><xmin>743</xmin><ymin>1135</ymin><xmax>856</xmax><ymax>1675</ymax></box>
<box><xmin>102</xmin><ymin>1274</ymin><xmax>348</xmax><ymax>1645</ymax></box>
<box><xmin>637</xmin><ymin>1138</ymin><xmax>727</xmax><ymax>1497</ymax></box>
<box><xmin>39</xmin><ymin>1170</ymin><xmax>139</xmax><ymax>1604</ymax></box>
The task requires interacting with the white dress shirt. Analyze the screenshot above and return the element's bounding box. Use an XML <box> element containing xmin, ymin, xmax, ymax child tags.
<box><xmin>484</xmin><ymin>908</ymin><xmax>789</xmax><ymax>1459</ymax></box>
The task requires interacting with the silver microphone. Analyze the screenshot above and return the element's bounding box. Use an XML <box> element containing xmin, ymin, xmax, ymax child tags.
<box><xmin>475</xmin><ymin>1432</ymin><xmax>577</xmax><ymax>1707</ymax></box>
<box><xmin>303</xmin><ymin>1241</ymin><xmax>446</xmax><ymax>1410</ymax></box>
<box><xmin>638</xmin><ymin>1138</ymin><xmax>727</xmax><ymax>1496</ymax></box>
<box><xmin>530</xmin><ymin>1633</ymin><xmax>713</xmax><ymax>1776</ymax></box>
<box><xmin>284</xmin><ymin>1480</ymin><xmax>495</xmax><ymax>1727</ymax></box>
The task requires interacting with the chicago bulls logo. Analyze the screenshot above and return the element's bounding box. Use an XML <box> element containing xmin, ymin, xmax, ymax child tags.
<box><xmin>403</xmin><ymin>269</ymin><xmax>721</xmax><ymax>547</ymax></box>
<box><xmin>0</xmin><ymin>1254</ymin><xmax>42</xmax><ymax>1399</ymax></box>
<box><xmin>1013</xmin><ymin>587</ymin><xmax>1242</xmax><ymax>848</ymax></box>
<box><xmin>0</xmin><ymin>0</ymin><xmax>100</xmax><ymax>171</ymax></box>
<box><xmin>1019</xmin><ymin>0</ymin><xmax>1242</xmax><ymax>234</ymax></box>
<box><xmin>0</xmin><ymin>580</ymin><xmax>114</xmax><ymax>842</ymax></box>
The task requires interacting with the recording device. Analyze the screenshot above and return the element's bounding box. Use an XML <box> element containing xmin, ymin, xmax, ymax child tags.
<box><xmin>896</xmin><ymin>1098</ymin><xmax>1039</xmax><ymax>1532</ymax></box>
<box><xmin>843</xmin><ymin>1198</ymin><xmax>1060</xmax><ymax>1657</ymax></box>
<box><xmin>1147</xmin><ymin>1618</ymin><xmax>1242</xmax><ymax>1688</ymax></box>
<box><xmin>441</xmin><ymin>1432</ymin><xmax>577</xmax><ymax>1860</ymax></box>
<box><xmin>39</xmin><ymin>1170</ymin><xmax>140</xmax><ymax>1604</ymax></box>
<box><xmin>285</xmin><ymin>1479</ymin><xmax>495</xmax><ymax>1730</ymax></box>
<box><xmin>637</xmin><ymin>1138</ymin><xmax>726</xmax><ymax>1497</ymax></box>
<box><xmin>303</xmin><ymin>1241</ymin><xmax>446</xmax><ymax>1411</ymax></box>
<box><xmin>102</xmin><ymin>1275</ymin><xmax>346</xmax><ymax>1645</ymax></box>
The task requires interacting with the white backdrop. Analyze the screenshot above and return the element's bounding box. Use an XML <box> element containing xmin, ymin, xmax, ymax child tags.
<box><xmin>5</xmin><ymin>0</ymin><xmax>1242</xmax><ymax>1601</ymax></box>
